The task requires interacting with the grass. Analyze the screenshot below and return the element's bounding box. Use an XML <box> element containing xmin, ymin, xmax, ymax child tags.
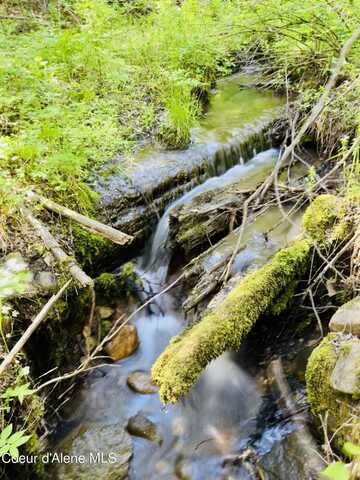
<box><xmin>0</xmin><ymin>0</ymin><xmax>359</xmax><ymax>218</ymax></box>
<box><xmin>0</xmin><ymin>0</ymin><xmax>241</xmax><ymax>213</ymax></box>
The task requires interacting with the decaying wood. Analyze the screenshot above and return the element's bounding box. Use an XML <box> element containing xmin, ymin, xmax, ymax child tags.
<box><xmin>0</xmin><ymin>280</ymin><xmax>71</xmax><ymax>377</ymax></box>
<box><xmin>21</xmin><ymin>207</ymin><xmax>94</xmax><ymax>288</ymax></box>
<box><xmin>27</xmin><ymin>191</ymin><xmax>133</xmax><ymax>246</ymax></box>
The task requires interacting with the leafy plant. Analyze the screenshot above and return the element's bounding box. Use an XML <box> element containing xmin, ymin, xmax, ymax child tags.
<box><xmin>0</xmin><ymin>424</ymin><xmax>31</xmax><ymax>459</ymax></box>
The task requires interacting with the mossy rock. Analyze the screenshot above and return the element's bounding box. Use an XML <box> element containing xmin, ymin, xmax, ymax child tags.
<box><xmin>306</xmin><ymin>333</ymin><xmax>360</xmax><ymax>448</ymax></box>
<box><xmin>303</xmin><ymin>194</ymin><xmax>357</xmax><ymax>247</ymax></box>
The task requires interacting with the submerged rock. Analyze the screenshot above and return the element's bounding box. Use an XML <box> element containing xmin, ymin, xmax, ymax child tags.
<box><xmin>258</xmin><ymin>430</ymin><xmax>324</xmax><ymax>479</ymax></box>
<box><xmin>104</xmin><ymin>324</ymin><xmax>139</xmax><ymax>361</ymax></box>
<box><xmin>329</xmin><ymin>296</ymin><xmax>360</xmax><ymax>336</ymax></box>
<box><xmin>127</xmin><ymin>414</ymin><xmax>163</xmax><ymax>445</ymax></box>
<box><xmin>330</xmin><ymin>338</ymin><xmax>360</xmax><ymax>396</ymax></box>
<box><xmin>127</xmin><ymin>371</ymin><xmax>158</xmax><ymax>394</ymax></box>
<box><xmin>54</xmin><ymin>423</ymin><xmax>133</xmax><ymax>480</ymax></box>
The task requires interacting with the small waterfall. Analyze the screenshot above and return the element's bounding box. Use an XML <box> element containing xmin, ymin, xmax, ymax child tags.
<box><xmin>143</xmin><ymin>148</ymin><xmax>279</xmax><ymax>286</ymax></box>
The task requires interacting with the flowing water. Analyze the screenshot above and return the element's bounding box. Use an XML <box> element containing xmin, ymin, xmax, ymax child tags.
<box><xmin>53</xmin><ymin>76</ymin><xmax>322</xmax><ymax>480</ymax></box>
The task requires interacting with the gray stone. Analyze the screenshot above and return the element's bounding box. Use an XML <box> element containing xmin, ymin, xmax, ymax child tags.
<box><xmin>54</xmin><ymin>423</ymin><xmax>132</xmax><ymax>480</ymax></box>
<box><xmin>329</xmin><ymin>296</ymin><xmax>360</xmax><ymax>336</ymax></box>
<box><xmin>97</xmin><ymin>306</ymin><xmax>114</xmax><ymax>320</ymax></box>
<box><xmin>127</xmin><ymin>414</ymin><xmax>162</xmax><ymax>445</ymax></box>
<box><xmin>330</xmin><ymin>338</ymin><xmax>360</xmax><ymax>396</ymax></box>
<box><xmin>127</xmin><ymin>371</ymin><xmax>158</xmax><ymax>394</ymax></box>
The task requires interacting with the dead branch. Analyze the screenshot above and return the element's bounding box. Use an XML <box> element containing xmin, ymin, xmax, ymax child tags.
<box><xmin>0</xmin><ymin>280</ymin><xmax>71</xmax><ymax>377</ymax></box>
<box><xmin>33</xmin><ymin>272</ymin><xmax>185</xmax><ymax>392</ymax></box>
<box><xmin>26</xmin><ymin>191</ymin><xmax>133</xmax><ymax>246</ymax></box>
<box><xmin>222</xmin><ymin>25</ymin><xmax>360</xmax><ymax>281</ymax></box>
<box><xmin>21</xmin><ymin>207</ymin><xmax>93</xmax><ymax>288</ymax></box>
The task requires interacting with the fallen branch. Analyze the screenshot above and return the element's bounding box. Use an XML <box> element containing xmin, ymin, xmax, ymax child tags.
<box><xmin>221</xmin><ymin>25</ymin><xmax>360</xmax><ymax>281</ymax></box>
<box><xmin>34</xmin><ymin>272</ymin><xmax>185</xmax><ymax>392</ymax></box>
<box><xmin>21</xmin><ymin>207</ymin><xmax>93</xmax><ymax>288</ymax></box>
<box><xmin>26</xmin><ymin>191</ymin><xmax>133</xmax><ymax>246</ymax></box>
<box><xmin>0</xmin><ymin>280</ymin><xmax>72</xmax><ymax>377</ymax></box>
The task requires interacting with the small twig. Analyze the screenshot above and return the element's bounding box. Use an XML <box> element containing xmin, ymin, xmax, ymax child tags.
<box><xmin>34</xmin><ymin>272</ymin><xmax>185</xmax><ymax>392</ymax></box>
<box><xmin>0</xmin><ymin>280</ymin><xmax>71</xmax><ymax>377</ymax></box>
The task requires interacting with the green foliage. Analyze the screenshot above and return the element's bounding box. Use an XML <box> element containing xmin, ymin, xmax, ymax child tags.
<box><xmin>1</xmin><ymin>383</ymin><xmax>34</xmax><ymax>407</ymax></box>
<box><xmin>321</xmin><ymin>462</ymin><xmax>350</xmax><ymax>480</ymax></box>
<box><xmin>0</xmin><ymin>424</ymin><xmax>31</xmax><ymax>459</ymax></box>
<box><xmin>343</xmin><ymin>442</ymin><xmax>360</xmax><ymax>459</ymax></box>
<box><xmin>0</xmin><ymin>0</ymin><xmax>242</xmax><ymax>212</ymax></box>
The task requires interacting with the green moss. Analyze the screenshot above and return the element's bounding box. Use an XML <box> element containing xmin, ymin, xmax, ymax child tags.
<box><xmin>95</xmin><ymin>272</ymin><xmax>117</xmax><ymax>298</ymax></box>
<box><xmin>152</xmin><ymin>239</ymin><xmax>311</xmax><ymax>404</ymax></box>
<box><xmin>71</xmin><ymin>224</ymin><xmax>110</xmax><ymax>270</ymax></box>
<box><xmin>303</xmin><ymin>194</ymin><xmax>358</xmax><ymax>248</ymax></box>
<box><xmin>303</xmin><ymin>195</ymin><xmax>341</xmax><ymax>247</ymax></box>
<box><xmin>305</xmin><ymin>334</ymin><xmax>360</xmax><ymax>447</ymax></box>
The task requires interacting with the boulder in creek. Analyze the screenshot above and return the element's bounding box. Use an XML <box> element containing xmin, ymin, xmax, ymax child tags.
<box><xmin>257</xmin><ymin>430</ymin><xmax>324</xmax><ymax>479</ymax></box>
<box><xmin>54</xmin><ymin>423</ymin><xmax>133</xmax><ymax>480</ymax></box>
<box><xmin>127</xmin><ymin>371</ymin><xmax>159</xmax><ymax>394</ymax></box>
<box><xmin>329</xmin><ymin>296</ymin><xmax>360</xmax><ymax>336</ymax></box>
<box><xmin>104</xmin><ymin>324</ymin><xmax>139</xmax><ymax>361</ymax></box>
<box><xmin>330</xmin><ymin>337</ymin><xmax>360</xmax><ymax>396</ymax></box>
<box><xmin>306</xmin><ymin>333</ymin><xmax>360</xmax><ymax>448</ymax></box>
<box><xmin>126</xmin><ymin>413</ymin><xmax>163</xmax><ymax>445</ymax></box>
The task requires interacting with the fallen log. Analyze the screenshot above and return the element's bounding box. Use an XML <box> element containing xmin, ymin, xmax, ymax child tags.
<box><xmin>26</xmin><ymin>191</ymin><xmax>133</xmax><ymax>246</ymax></box>
<box><xmin>152</xmin><ymin>239</ymin><xmax>311</xmax><ymax>403</ymax></box>
<box><xmin>169</xmin><ymin>185</ymin><xmax>250</xmax><ymax>257</ymax></box>
<box><xmin>21</xmin><ymin>207</ymin><xmax>94</xmax><ymax>288</ymax></box>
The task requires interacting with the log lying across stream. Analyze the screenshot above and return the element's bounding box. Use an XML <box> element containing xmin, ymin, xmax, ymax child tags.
<box><xmin>152</xmin><ymin>238</ymin><xmax>311</xmax><ymax>403</ymax></box>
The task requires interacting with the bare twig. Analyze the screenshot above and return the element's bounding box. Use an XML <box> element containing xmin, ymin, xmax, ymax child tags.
<box><xmin>0</xmin><ymin>280</ymin><xmax>71</xmax><ymax>377</ymax></box>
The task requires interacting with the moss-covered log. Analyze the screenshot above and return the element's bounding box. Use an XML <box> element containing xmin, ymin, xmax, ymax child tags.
<box><xmin>152</xmin><ymin>239</ymin><xmax>310</xmax><ymax>403</ymax></box>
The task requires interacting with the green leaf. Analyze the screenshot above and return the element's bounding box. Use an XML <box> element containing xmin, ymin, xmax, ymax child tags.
<box><xmin>321</xmin><ymin>462</ymin><xmax>350</xmax><ymax>480</ymax></box>
<box><xmin>11</xmin><ymin>433</ymin><xmax>31</xmax><ymax>448</ymax></box>
<box><xmin>0</xmin><ymin>445</ymin><xmax>9</xmax><ymax>456</ymax></box>
<box><xmin>9</xmin><ymin>445</ymin><xmax>19</xmax><ymax>459</ymax></box>
<box><xmin>343</xmin><ymin>441</ymin><xmax>360</xmax><ymax>459</ymax></box>
<box><xmin>0</xmin><ymin>424</ymin><xmax>13</xmax><ymax>442</ymax></box>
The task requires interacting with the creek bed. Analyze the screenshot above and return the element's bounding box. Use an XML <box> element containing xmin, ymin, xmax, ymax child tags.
<box><xmin>50</xmin><ymin>75</ymin><xmax>323</xmax><ymax>480</ymax></box>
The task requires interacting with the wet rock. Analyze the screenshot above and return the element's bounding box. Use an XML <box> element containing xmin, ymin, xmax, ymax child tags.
<box><xmin>329</xmin><ymin>296</ymin><xmax>360</xmax><ymax>336</ymax></box>
<box><xmin>306</xmin><ymin>333</ymin><xmax>360</xmax><ymax>447</ymax></box>
<box><xmin>97</xmin><ymin>306</ymin><xmax>114</xmax><ymax>320</ymax></box>
<box><xmin>54</xmin><ymin>423</ymin><xmax>133</xmax><ymax>480</ymax></box>
<box><xmin>257</xmin><ymin>430</ymin><xmax>324</xmax><ymax>479</ymax></box>
<box><xmin>127</xmin><ymin>371</ymin><xmax>158</xmax><ymax>394</ymax></box>
<box><xmin>330</xmin><ymin>338</ymin><xmax>360</xmax><ymax>396</ymax></box>
<box><xmin>127</xmin><ymin>413</ymin><xmax>162</xmax><ymax>445</ymax></box>
<box><xmin>104</xmin><ymin>324</ymin><xmax>139</xmax><ymax>361</ymax></box>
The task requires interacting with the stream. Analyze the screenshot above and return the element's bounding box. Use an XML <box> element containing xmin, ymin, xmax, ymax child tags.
<box><xmin>53</xmin><ymin>75</ymin><xmax>323</xmax><ymax>480</ymax></box>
